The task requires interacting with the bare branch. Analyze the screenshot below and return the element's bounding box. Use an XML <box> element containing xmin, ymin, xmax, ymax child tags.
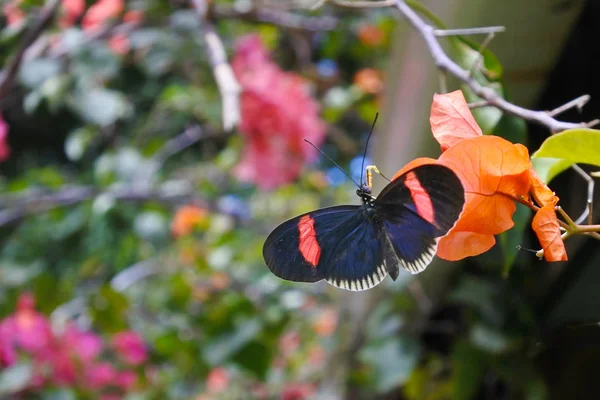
<box><xmin>191</xmin><ymin>0</ymin><xmax>241</xmax><ymax>131</ymax></box>
<box><xmin>394</xmin><ymin>0</ymin><xmax>586</xmax><ymax>133</ymax></box>
<box><xmin>468</xmin><ymin>99</ymin><xmax>491</xmax><ymax>109</ymax></box>
<box><xmin>211</xmin><ymin>4</ymin><xmax>337</xmax><ymax>30</ymax></box>
<box><xmin>547</xmin><ymin>95</ymin><xmax>591</xmax><ymax>117</ymax></box>
<box><xmin>0</xmin><ymin>0</ymin><xmax>62</xmax><ymax>98</ymax></box>
<box><xmin>330</xmin><ymin>0</ymin><xmax>396</xmax><ymax>8</ymax></box>
<box><xmin>433</xmin><ymin>26</ymin><xmax>506</xmax><ymax>37</ymax></box>
<box><xmin>572</xmin><ymin>165</ymin><xmax>594</xmax><ymax>225</ymax></box>
<box><xmin>0</xmin><ymin>183</ymin><xmax>206</xmax><ymax>227</ymax></box>
<box><xmin>468</xmin><ymin>32</ymin><xmax>497</xmax><ymax>78</ymax></box>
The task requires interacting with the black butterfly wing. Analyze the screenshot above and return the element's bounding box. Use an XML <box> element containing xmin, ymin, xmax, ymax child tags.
<box><xmin>263</xmin><ymin>206</ymin><xmax>387</xmax><ymax>291</ymax></box>
<box><xmin>375</xmin><ymin>164</ymin><xmax>465</xmax><ymax>277</ymax></box>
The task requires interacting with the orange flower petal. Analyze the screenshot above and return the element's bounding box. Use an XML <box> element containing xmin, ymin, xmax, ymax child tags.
<box><xmin>430</xmin><ymin>90</ymin><xmax>482</xmax><ymax>151</ymax></box>
<box><xmin>438</xmin><ymin>136</ymin><xmax>531</xmax><ymax>235</ymax></box>
<box><xmin>532</xmin><ymin>203</ymin><xmax>567</xmax><ymax>261</ymax></box>
<box><xmin>436</xmin><ymin>231</ymin><xmax>496</xmax><ymax>261</ymax></box>
<box><xmin>529</xmin><ymin>167</ymin><xmax>559</xmax><ymax>207</ymax></box>
<box><xmin>391</xmin><ymin>157</ymin><xmax>438</xmax><ymax>181</ymax></box>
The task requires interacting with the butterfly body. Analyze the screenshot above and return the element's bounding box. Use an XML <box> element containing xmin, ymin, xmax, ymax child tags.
<box><xmin>263</xmin><ymin>164</ymin><xmax>465</xmax><ymax>291</ymax></box>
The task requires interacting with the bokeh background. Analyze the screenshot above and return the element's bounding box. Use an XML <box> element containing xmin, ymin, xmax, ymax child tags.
<box><xmin>1</xmin><ymin>0</ymin><xmax>600</xmax><ymax>399</ymax></box>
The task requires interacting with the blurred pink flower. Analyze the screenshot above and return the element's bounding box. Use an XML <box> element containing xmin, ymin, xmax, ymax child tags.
<box><xmin>232</xmin><ymin>35</ymin><xmax>326</xmax><ymax>189</ymax></box>
<box><xmin>81</xmin><ymin>0</ymin><xmax>124</xmax><ymax>33</ymax></box>
<box><xmin>0</xmin><ymin>333</ymin><xmax>16</xmax><ymax>367</ymax></box>
<box><xmin>2</xmin><ymin>1</ymin><xmax>25</xmax><ymax>26</ymax></box>
<box><xmin>3</xmin><ymin>0</ymin><xmax>84</xmax><ymax>28</ymax></box>
<box><xmin>58</xmin><ymin>0</ymin><xmax>85</xmax><ymax>28</ymax></box>
<box><xmin>86</xmin><ymin>362</ymin><xmax>117</xmax><ymax>389</ymax></box>
<box><xmin>0</xmin><ymin>113</ymin><xmax>11</xmax><ymax>162</ymax></box>
<box><xmin>111</xmin><ymin>331</ymin><xmax>148</xmax><ymax>365</ymax></box>
<box><xmin>279</xmin><ymin>331</ymin><xmax>300</xmax><ymax>357</ymax></box>
<box><xmin>206</xmin><ymin>367</ymin><xmax>229</xmax><ymax>393</ymax></box>
<box><xmin>281</xmin><ymin>383</ymin><xmax>315</xmax><ymax>400</ymax></box>
<box><xmin>115</xmin><ymin>370</ymin><xmax>137</xmax><ymax>390</ymax></box>
<box><xmin>64</xmin><ymin>324</ymin><xmax>103</xmax><ymax>362</ymax></box>
<box><xmin>1</xmin><ymin>293</ymin><xmax>53</xmax><ymax>354</ymax></box>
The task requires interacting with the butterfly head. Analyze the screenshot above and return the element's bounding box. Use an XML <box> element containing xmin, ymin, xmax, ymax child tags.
<box><xmin>357</xmin><ymin>185</ymin><xmax>375</xmax><ymax>207</ymax></box>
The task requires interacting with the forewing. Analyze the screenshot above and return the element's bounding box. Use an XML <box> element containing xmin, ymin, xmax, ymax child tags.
<box><xmin>263</xmin><ymin>206</ymin><xmax>387</xmax><ymax>291</ymax></box>
<box><xmin>375</xmin><ymin>164</ymin><xmax>465</xmax><ymax>274</ymax></box>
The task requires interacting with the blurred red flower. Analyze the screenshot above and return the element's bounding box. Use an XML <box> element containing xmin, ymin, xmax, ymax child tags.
<box><xmin>111</xmin><ymin>330</ymin><xmax>148</xmax><ymax>365</ymax></box>
<box><xmin>232</xmin><ymin>35</ymin><xmax>326</xmax><ymax>189</ymax></box>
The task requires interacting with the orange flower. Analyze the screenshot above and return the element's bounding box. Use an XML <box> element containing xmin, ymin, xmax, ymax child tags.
<box><xmin>393</xmin><ymin>90</ymin><xmax>566</xmax><ymax>262</ymax></box>
<box><xmin>357</xmin><ymin>24</ymin><xmax>385</xmax><ymax>47</ymax></box>
<box><xmin>171</xmin><ymin>205</ymin><xmax>208</xmax><ymax>238</ymax></box>
<box><xmin>354</xmin><ymin>68</ymin><xmax>383</xmax><ymax>94</ymax></box>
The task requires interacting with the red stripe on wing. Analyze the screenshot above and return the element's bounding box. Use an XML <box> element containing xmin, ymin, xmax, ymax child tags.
<box><xmin>405</xmin><ymin>171</ymin><xmax>435</xmax><ymax>225</ymax></box>
<box><xmin>298</xmin><ymin>214</ymin><xmax>321</xmax><ymax>266</ymax></box>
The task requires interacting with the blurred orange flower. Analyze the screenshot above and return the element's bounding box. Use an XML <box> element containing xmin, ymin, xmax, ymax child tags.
<box><xmin>354</xmin><ymin>68</ymin><xmax>383</xmax><ymax>94</ymax></box>
<box><xmin>171</xmin><ymin>205</ymin><xmax>208</xmax><ymax>238</ymax></box>
<box><xmin>357</xmin><ymin>24</ymin><xmax>385</xmax><ymax>47</ymax></box>
<box><xmin>393</xmin><ymin>90</ymin><xmax>566</xmax><ymax>261</ymax></box>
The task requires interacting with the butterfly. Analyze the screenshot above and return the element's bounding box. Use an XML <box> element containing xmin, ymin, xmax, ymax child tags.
<box><xmin>262</xmin><ymin>159</ymin><xmax>465</xmax><ymax>291</ymax></box>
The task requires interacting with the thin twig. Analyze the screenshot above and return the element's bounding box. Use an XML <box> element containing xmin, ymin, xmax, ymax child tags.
<box><xmin>393</xmin><ymin>0</ymin><xmax>588</xmax><ymax>132</ymax></box>
<box><xmin>331</xmin><ymin>0</ymin><xmax>396</xmax><ymax>8</ymax></box>
<box><xmin>547</xmin><ymin>95</ymin><xmax>591</xmax><ymax>117</ymax></box>
<box><xmin>0</xmin><ymin>0</ymin><xmax>62</xmax><ymax>98</ymax></box>
<box><xmin>468</xmin><ymin>32</ymin><xmax>496</xmax><ymax>78</ymax></box>
<box><xmin>433</xmin><ymin>26</ymin><xmax>506</xmax><ymax>36</ymax></box>
<box><xmin>572</xmin><ymin>165</ymin><xmax>594</xmax><ymax>225</ymax></box>
<box><xmin>0</xmin><ymin>182</ymin><xmax>206</xmax><ymax>227</ymax></box>
<box><xmin>191</xmin><ymin>0</ymin><xmax>241</xmax><ymax>131</ymax></box>
<box><xmin>211</xmin><ymin>4</ymin><xmax>337</xmax><ymax>30</ymax></box>
<box><xmin>468</xmin><ymin>99</ymin><xmax>491</xmax><ymax>109</ymax></box>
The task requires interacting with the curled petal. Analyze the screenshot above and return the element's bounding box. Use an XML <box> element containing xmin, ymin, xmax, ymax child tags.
<box><xmin>532</xmin><ymin>203</ymin><xmax>567</xmax><ymax>262</ymax></box>
<box><xmin>529</xmin><ymin>167</ymin><xmax>559</xmax><ymax>207</ymax></box>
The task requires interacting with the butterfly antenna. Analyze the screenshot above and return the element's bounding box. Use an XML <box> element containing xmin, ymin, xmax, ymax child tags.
<box><xmin>304</xmin><ymin>139</ymin><xmax>360</xmax><ymax>187</ymax></box>
<box><xmin>360</xmin><ymin>113</ymin><xmax>379</xmax><ymax>185</ymax></box>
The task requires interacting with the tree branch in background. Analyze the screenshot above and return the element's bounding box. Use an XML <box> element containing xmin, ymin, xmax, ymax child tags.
<box><xmin>210</xmin><ymin>3</ymin><xmax>337</xmax><ymax>31</ymax></box>
<box><xmin>191</xmin><ymin>0</ymin><xmax>241</xmax><ymax>132</ymax></box>
<box><xmin>0</xmin><ymin>0</ymin><xmax>62</xmax><ymax>98</ymax></box>
<box><xmin>392</xmin><ymin>0</ymin><xmax>596</xmax><ymax>133</ymax></box>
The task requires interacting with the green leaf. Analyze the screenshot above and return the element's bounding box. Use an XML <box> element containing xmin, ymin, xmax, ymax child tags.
<box><xmin>493</xmin><ymin>112</ymin><xmax>527</xmax><ymax>145</ymax></box>
<box><xmin>19</xmin><ymin>58</ymin><xmax>61</xmax><ymax>88</ymax></box>
<box><xmin>233</xmin><ymin>341</ymin><xmax>273</xmax><ymax>380</ymax></box>
<box><xmin>203</xmin><ymin>318</ymin><xmax>262</xmax><ymax>365</ymax></box>
<box><xmin>0</xmin><ymin>363</ymin><xmax>32</xmax><ymax>395</ymax></box>
<box><xmin>532</xmin><ymin>128</ymin><xmax>600</xmax><ymax>182</ymax></box>
<box><xmin>90</xmin><ymin>285</ymin><xmax>129</xmax><ymax>332</ymax></box>
<box><xmin>499</xmin><ymin>203</ymin><xmax>532</xmax><ymax>276</ymax></box>
<box><xmin>470</xmin><ymin>323</ymin><xmax>511</xmax><ymax>353</ymax></box>
<box><xmin>452</xmin><ymin>341</ymin><xmax>486</xmax><ymax>400</ymax></box>
<box><xmin>359</xmin><ymin>336</ymin><xmax>421</xmax><ymax>393</ymax></box>
<box><xmin>531</xmin><ymin>157</ymin><xmax>571</xmax><ymax>184</ymax></box>
<box><xmin>71</xmin><ymin>88</ymin><xmax>132</xmax><ymax>127</ymax></box>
